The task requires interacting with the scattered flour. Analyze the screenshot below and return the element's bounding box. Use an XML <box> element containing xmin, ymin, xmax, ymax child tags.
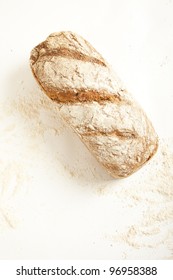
<box><xmin>0</xmin><ymin>80</ymin><xmax>173</xmax><ymax>259</ymax></box>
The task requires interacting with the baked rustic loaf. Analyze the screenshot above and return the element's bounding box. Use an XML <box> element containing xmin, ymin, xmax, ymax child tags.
<box><xmin>30</xmin><ymin>31</ymin><xmax>158</xmax><ymax>178</ymax></box>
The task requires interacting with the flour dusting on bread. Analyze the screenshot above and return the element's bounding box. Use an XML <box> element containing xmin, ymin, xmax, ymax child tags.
<box><xmin>30</xmin><ymin>31</ymin><xmax>158</xmax><ymax>178</ymax></box>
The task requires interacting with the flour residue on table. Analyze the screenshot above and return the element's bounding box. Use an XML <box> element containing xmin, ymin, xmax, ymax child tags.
<box><xmin>0</xmin><ymin>81</ymin><xmax>173</xmax><ymax>259</ymax></box>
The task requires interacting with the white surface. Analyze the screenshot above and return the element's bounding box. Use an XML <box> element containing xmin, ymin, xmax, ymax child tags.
<box><xmin>0</xmin><ymin>0</ymin><xmax>173</xmax><ymax>259</ymax></box>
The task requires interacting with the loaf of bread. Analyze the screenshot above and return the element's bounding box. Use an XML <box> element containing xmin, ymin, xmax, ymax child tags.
<box><xmin>30</xmin><ymin>31</ymin><xmax>158</xmax><ymax>178</ymax></box>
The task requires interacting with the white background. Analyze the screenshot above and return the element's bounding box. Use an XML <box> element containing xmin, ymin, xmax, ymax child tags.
<box><xmin>0</xmin><ymin>0</ymin><xmax>173</xmax><ymax>260</ymax></box>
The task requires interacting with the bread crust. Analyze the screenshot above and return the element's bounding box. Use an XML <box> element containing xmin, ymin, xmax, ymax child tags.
<box><xmin>30</xmin><ymin>31</ymin><xmax>158</xmax><ymax>178</ymax></box>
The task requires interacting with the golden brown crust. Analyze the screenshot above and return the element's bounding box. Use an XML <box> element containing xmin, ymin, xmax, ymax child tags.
<box><xmin>30</xmin><ymin>31</ymin><xmax>106</xmax><ymax>68</ymax></box>
<box><xmin>30</xmin><ymin>64</ymin><xmax>125</xmax><ymax>104</ymax></box>
<box><xmin>40</xmin><ymin>87</ymin><xmax>127</xmax><ymax>104</ymax></box>
<box><xmin>31</xmin><ymin>47</ymin><xmax>106</xmax><ymax>67</ymax></box>
<box><xmin>81</xmin><ymin>128</ymin><xmax>138</xmax><ymax>139</ymax></box>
